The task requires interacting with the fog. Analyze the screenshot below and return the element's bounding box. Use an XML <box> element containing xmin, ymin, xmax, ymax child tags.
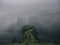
<box><xmin>0</xmin><ymin>0</ymin><xmax>58</xmax><ymax>31</ymax></box>
<box><xmin>0</xmin><ymin>0</ymin><xmax>60</xmax><ymax>44</ymax></box>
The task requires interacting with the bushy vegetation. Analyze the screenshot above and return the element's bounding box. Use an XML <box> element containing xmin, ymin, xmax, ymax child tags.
<box><xmin>2</xmin><ymin>25</ymin><xmax>57</xmax><ymax>45</ymax></box>
<box><xmin>1</xmin><ymin>43</ymin><xmax>56</xmax><ymax>45</ymax></box>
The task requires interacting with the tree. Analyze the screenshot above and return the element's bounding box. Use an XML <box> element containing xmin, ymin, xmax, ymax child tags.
<box><xmin>21</xmin><ymin>25</ymin><xmax>39</xmax><ymax>45</ymax></box>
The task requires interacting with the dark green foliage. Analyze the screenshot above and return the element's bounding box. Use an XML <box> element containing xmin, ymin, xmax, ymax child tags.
<box><xmin>22</xmin><ymin>25</ymin><xmax>38</xmax><ymax>40</ymax></box>
<box><xmin>22</xmin><ymin>25</ymin><xmax>36</xmax><ymax>34</ymax></box>
<box><xmin>11</xmin><ymin>37</ymin><xmax>17</xmax><ymax>43</ymax></box>
<box><xmin>21</xmin><ymin>25</ymin><xmax>39</xmax><ymax>45</ymax></box>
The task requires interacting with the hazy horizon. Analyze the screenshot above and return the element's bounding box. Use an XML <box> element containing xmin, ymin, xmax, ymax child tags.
<box><xmin>0</xmin><ymin>0</ymin><xmax>60</xmax><ymax>44</ymax></box>
<box><xmin>0</xmin><ymin>0</ymin><xmax>59</xmax><ymax>31</ymax></box>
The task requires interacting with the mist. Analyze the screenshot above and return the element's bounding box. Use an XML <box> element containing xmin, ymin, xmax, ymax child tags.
<box><xmin>0</xmin><ymin>0</ymin><xmax>60</xmax><ymax>44</ymax></box>
<box><xmin>0</xmin><ymin>0</ymin><xmax>58</xmax><ymax>31</ymax></box>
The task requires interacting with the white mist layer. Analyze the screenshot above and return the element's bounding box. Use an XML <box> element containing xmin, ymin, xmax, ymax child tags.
<box><xmin>0</xmin><ymin>0</ymin><xmax>59</xmax><ymax>31</ymax></box>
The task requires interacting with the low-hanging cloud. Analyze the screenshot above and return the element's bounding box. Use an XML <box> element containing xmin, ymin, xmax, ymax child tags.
<box><xmin>0</xmin><ymin>0</ymin><xmax>59</xmax><ymax>31</ymax></box>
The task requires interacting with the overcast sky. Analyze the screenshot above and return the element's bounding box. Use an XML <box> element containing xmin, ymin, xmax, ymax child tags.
<box><xmin>0</xmin><ymin>0</ymin><xmax>59</xmax><ymax>31</ymax></box>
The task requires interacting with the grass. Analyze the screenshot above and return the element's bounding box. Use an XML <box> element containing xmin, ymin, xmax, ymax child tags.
<box><xmin>1</xmin><ymin>43</ymin><xmax>56</xmax><ymax>45</ymax></box>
